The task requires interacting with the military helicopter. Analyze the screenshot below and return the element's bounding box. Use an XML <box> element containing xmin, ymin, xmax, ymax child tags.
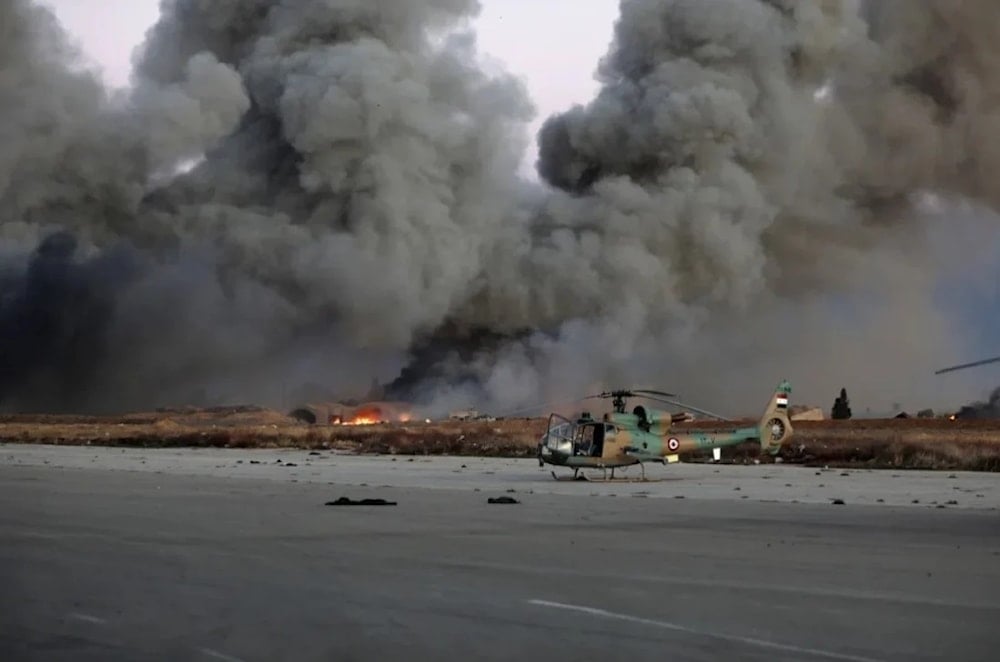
<box><xmin>536</xmin><ymin>381</ymin><xmax>794</xmax><ymax>481</ymax></box>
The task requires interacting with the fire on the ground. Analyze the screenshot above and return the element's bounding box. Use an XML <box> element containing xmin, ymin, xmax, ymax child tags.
<box><xmin>289</xmin><ymin>401</ymin><xmax>420</xmax><ymax>426</ymax></box>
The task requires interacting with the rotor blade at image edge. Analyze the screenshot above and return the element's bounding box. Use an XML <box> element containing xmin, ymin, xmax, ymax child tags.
<box><xmin>935</xmin><ymin>355</ymin><xmax>1000</xmax><ymax>375</ymax></box>
<box><xmin>495</xmin><ymin>396</ymin><xmax>591</xmax><ymax>417</ymax></box>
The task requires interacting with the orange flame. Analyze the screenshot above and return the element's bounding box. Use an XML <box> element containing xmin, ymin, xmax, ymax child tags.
<box><xmin>346</xmin><ymin>416</ymin><xmax>379</xmax><ymax>426</ymax></box>
<box><xmin>332</xmin><ymin>405</ymin><xmax>416</xmax><ymax>426</ymax></box>
<box><xmin>341</xmin><ymin>406</ymin><xmax>382</xmax><ymax>426</ymax></box>
<box><xmin>344</xmin><ymin>407</ymin><xmax>387</xmax><ymax>425</ymax></box>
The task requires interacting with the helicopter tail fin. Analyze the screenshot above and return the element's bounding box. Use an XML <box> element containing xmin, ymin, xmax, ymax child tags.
<box><xmin>757</xmin><ymin>380</ymin><xmax>793</xmax><ymax>456</ymax></box>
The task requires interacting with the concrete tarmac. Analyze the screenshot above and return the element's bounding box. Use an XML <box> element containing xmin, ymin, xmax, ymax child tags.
<box><xmin>3</xmin><ymin>443</ymin><xmax>999</xmax><ymax>509</ymax></box>
<box><xmin>1</xmin><ymin>445</ymin><xmax>999</xmax><ymax>661</ymax></box>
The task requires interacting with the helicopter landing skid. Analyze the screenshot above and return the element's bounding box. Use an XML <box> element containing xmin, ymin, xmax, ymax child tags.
<box><xmin>550</xmin><ymin>464</ymin><xmax>658</xmax><ymax>483</ymax></box>
<box><xmin>550</xmin><ymin>471</ymin><xmax>589</xmax><ymax>482</ymax></box>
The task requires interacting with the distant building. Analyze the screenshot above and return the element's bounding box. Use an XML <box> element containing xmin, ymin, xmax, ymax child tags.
<box><xmin>789</xmin><ymin>406</ymin><xmax>824</xmax><ymax>421</ymax></box>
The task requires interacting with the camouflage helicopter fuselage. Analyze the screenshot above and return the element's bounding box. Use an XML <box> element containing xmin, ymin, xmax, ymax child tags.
<box><xmin>538</xmin><ymin>381</ymin><xmax>793</xmax><ymax>479</ymax></box>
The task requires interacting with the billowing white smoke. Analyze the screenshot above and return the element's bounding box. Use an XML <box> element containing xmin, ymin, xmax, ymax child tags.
<box><xmin>2</xmin><ymin>0</ymin><xmax>999</xmax><ymax>416</ymax></box>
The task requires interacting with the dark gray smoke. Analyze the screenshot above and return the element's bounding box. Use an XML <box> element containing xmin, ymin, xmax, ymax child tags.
<box><xmin>3</xmin><ymin>0</ymin><xmax>1000</xmax><ymax>416</ymax></box>
<box><xmin>956</xmin><ymin>387</ymin><xmax>1000</xmax><ymax>419</ymax></box>
<box><xmin>0</xmin><ymin>232</ymin><xmax>143</xmax><ymax>412</ymax></box>
<box><xmin>1</xmin><ymin>0</ymin><xmax>532</xmax><ymax>412</ymax></box>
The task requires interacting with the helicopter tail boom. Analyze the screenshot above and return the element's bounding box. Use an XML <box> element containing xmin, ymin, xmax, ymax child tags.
<box><xmin>756</xmin><ymin>380</ymin><xmax>793</xmax><ymax>455</ymax></box>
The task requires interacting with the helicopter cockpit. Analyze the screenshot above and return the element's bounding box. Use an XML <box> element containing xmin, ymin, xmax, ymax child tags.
<box><xmin>541</xmin><ymin>413</ymin><xmax>613</xmax><ymax>459</ymax></box>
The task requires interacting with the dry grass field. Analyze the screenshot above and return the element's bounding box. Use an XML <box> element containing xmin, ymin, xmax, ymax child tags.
<box><xmin>2</xmin><ymin>407</ymin><xmax>1000</xmax><ymax>471</ymax></box>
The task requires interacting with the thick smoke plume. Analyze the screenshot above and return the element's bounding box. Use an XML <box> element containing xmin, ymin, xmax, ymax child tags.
<box><xmin>2</xmin><ymin>0</ymin><xmax>999</xmax><ymax>416</ymax></box>
<box><xmin>956</xmin><ymin>386</ymin><xmax>1000</xmax><ymax>419</ymax></box>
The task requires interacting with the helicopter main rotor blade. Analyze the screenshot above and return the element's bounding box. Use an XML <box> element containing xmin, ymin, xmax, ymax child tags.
<box><xmin>477</xmin><ymin>386</ymin><xmax>725</xmax><ymax>420</ymax></box>
<box><xmin>493</xmin><ymin>396</ymin><xmax>593</xmax><ymax>418</ymax></box>
<box><xmin>638</xmin><ymin>395</ymin><xmax>731</xmax><ymax>421</ymax></box>
<box><xmin>631</xmin><ymin>389</ymin><xmax>678</xmax><ymax>398</ymax></box>
<box><xmin>588</xmin><ymin>389</ymin><xmax>678</xmax><ymax>399</ymax></box>
<box><xmin>935</xmin><ymin>355</ymin><xmax>1000</xmax><ymax>375</ymax></box>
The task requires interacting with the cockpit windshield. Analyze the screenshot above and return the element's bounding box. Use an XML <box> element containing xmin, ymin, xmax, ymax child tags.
<box><xmin>543</xmin><ymin>414</ymin><xmax>576</xmax><ymax>456</ymax></box>
<box><xmin>543</xmin><ymin>415</ymin><xmax>611</xmax><ymax>458</ymax></box>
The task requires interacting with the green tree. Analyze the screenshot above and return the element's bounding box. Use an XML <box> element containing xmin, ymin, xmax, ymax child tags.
<box><xmin>832</xmin><ymin>387</ymin><xmax>852</xmax><ymax>420</ymax></box>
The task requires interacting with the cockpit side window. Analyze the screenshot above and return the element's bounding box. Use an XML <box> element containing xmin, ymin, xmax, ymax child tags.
<box><xmin>570</xmin><ymin>422</ymin><xmax>618</xmax><ymax>456</ymax></box>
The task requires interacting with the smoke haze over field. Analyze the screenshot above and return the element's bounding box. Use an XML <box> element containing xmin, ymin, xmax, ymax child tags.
<box><xmin>2</xmin><ymin>0</ymin><xmax>1000</xmax><ymax>416</ymax></box>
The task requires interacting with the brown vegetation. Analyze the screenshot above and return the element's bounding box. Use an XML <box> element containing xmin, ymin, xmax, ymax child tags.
<box><xmin>0</xmin><ymin>409</ymin><xmax>543</xmax><ymax>457</ymax></box>
<box><xmin>681</xmin><ymin>419</ymin><xmax>1000</xmax><ymax>471</ymax></box>
<box><xmin>2</xmin><ymin>408</ymin><xmax>999</xmax><ymax>471</ymax></box>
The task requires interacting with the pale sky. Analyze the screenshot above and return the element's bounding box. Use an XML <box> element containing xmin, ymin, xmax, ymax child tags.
<box><xmin>39</xmin><ymin>0</ymin><xmax>621</xmax><ymax>177</ymax></box>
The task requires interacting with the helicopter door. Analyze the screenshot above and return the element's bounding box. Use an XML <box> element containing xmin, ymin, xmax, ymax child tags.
<box><xmin>575</xmin><ymin>422</ymin><xmax>605</xmax><ymax>457</ymax></box>
<box><xmin>592</xmin><ymin>423</ymin><xmax>607</xmax><ymax>457</ymax></box>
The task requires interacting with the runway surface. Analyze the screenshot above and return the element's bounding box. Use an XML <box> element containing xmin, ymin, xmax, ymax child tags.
<box><xmin>2</xmin><ymin>445</ymin><xmax>999</xmax><ymax>661</ymax></box>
